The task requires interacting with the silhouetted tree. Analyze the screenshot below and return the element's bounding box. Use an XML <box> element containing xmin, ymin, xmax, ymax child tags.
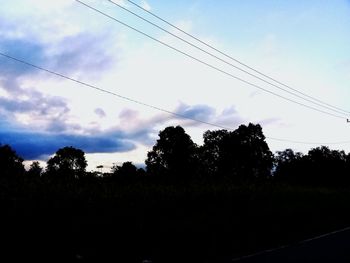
<box><xmin>46</xmin><ymin>146</ymin><xmax>87</xmax><ymax>179</ymax></box>
<box><xmin>274</xmin><ymin>149</ymin><xmax>304</xmax><ymax>184</ymax></box>
<box><xmin>200</xmin><ymin>129</ymin><xmax>229</xmax><ymax>177</ymax></box>
<box><xmin>0</xmin><ymin>144</ymin><xmax>24</xmax><ymax>178</ymax></box>
<box><xmin>27</xmin><ymin>161</ymin><xmax>43</xmax><ymax>177</ymax></box>
<box><xmin>200</xmin><ymin>123</ymin><xmax>273</xmax><ymax>182</ymax></box>
<box><xmin>112</xmin><ymin>161</ymin><xmax>138</xmax><ymax>177</ymax></box>
<box><xmin>305</xmin><ymin>146</ymin><xmax>347</xmax><ymax>186</ymax></box>
<box><xmin>274</xmin><ymin>146</ymin><xmax>348</xmax><ymax>186</ymax></box>
<box><xmin>346</xmin><ymin>153</ymin><xmax>350</xmax><ymax>179</ymax></box>
<box><xmin>137</xmin><ymin>167</ymin><xmax>146</xmax><ymax>177</ymax></box>
<box><xmin>146</xmin><ymin>126</ymin><xmax>198</xmax><ymax>178</ymax></box>
<box><xmin>232</xmin><ymin>123</ymin><xmax>273</xmax><ymax>180</ymax></box>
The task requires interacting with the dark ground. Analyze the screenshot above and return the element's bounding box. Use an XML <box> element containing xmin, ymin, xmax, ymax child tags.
<box><xmin>2</xmin><ymin>178</ymin><xmax>350</xmax><ymax>263</ymax></box>
<box><xmin>233</xmin><ymin>227</ymin><xmax>350</xmax><ymax>262</ymax></box>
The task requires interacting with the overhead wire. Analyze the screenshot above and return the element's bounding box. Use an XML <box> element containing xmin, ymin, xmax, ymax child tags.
<box><xmin>125</xmin><ymin>0</ymin><xmax>350</xmax><ymax>116</ymax></box>
<box><xmin>107</xmin><ymin>0</ymin><xmax>348</xmax><ymax>117</ymax></box>
<box><xmin>0</xmin><ymin>52</ymin><xmax>231</xmax><ymax>130</ymax></box>
<box><xmin>74</xmin><ymin>0</ymin><xmax>346</xmax><ymax>120</ymax></box>
<box><xmin>0</xmin><ymin>51</ymin><xmax>349</xmax><ymax>145</ymax></box>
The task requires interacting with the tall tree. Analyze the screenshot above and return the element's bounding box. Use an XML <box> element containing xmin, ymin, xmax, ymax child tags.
<box><xmin>46</xmin><ymin>146</ymin><xmax>87</xmax><ymax>179</ymax></box>
<box><xmin>111</xmin><ymin>161</ymin><xmax>138</xmax><ymax>177</ymax></box>
<box><xmin>200</xmin><ymin>129</ymin><xmax>229</xmax><ymax>176</ymax></box>
<box><xmin>200</xmin><ymin>123</ymin><xmax>273</xmax><ymax>181</ymax></box>
<box><xmin>305</xmin><ymin>146</ymin><xmax>347</xmax><ymax>186</ymax></box>
<box><xmin>146</xmin><ymin>126</ymin><xmax>198</xmax><ymax>178</ymax></box>
<box><xmin>274</xmin><ymin>146</ymin><xmax>348</xmax><ymax>186</ymax></box>
<box><xmin>0</xmin><ymin>144</ymin><xmax>24</xmax><ymax>177</ymax></box>
<box><xmin>274</xmin><ymin>148</ymin><xmax>304</xmax><ymax>184</ymax></box>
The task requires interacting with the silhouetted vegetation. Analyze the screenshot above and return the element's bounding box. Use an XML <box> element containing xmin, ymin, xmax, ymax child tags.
<box><xmin>146</xmin><ymin>125</ymin><xmax>198</xmax><ymax>179</ymax></box>
<box><xmin>199</xmin><ymin>123</ymin><xmax>273</xmax><ymax>182</ymax></box>
<box><xmin>0</xmin><ymin>144</ymin><xmax>24</xmax><ymax>178</ymax></box>
<box><xmin>46</xmin><ymin>146</ymin><xmax>87</xmax><ymax>180</ymax></box>
<box><xmin>2</xmin><ymin>123</ymin><xmax>350</xmax><ymax>262</ymax></box>
<box><xmin>274</xmin><ymin>146</ymin><xmax>350</xmax><ymax>187</ymax></box>
<box><xmin>27</xmin><ymin>161</ymin><xmax>43</xmax><ymax>177</ymax></box>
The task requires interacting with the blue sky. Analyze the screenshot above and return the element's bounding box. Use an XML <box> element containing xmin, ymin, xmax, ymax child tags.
<box><xmin>1</xmin><ymin>0</ymin><xmax>350</xmax><ymax>170</ymax></box>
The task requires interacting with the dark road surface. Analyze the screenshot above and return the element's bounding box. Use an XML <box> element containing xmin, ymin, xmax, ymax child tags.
<box><xmin>233</xmin><ymin>227</ymin><xmax>350</xmax><ymax>263</ymax></box>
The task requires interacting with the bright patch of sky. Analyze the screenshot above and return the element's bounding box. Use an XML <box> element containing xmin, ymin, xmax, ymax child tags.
<box><xmin>1</xmin><ymin>0</ymin><xmax>350</xmax><ymax>171</ymax></box>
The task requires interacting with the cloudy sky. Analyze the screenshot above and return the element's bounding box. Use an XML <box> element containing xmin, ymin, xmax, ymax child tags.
<box><xmin>1</xmin><ymin>0</ymin><xmax>350</xmax><ymax>171</ymax></box>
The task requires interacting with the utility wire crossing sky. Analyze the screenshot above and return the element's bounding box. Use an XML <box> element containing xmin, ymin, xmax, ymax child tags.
<box><xmin>76</xmin><ymin>0</ymin><xmax>349</xmax><ymax>120</ymax></box>
<box><xmin>113</xmin><ymin>0</ymin><xmax>350</xmax><ymax>116</ymax></box>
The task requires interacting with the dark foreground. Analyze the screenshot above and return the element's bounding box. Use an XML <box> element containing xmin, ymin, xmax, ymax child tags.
<box><xmin>2</xmin><ymin>177</ymin><xmax>350</xmax><ymax>262</ymax></box>
<box><xmin>234</xmin><ymin>227</ymin><xmax>350</xmax><ymax>262</ymax></box>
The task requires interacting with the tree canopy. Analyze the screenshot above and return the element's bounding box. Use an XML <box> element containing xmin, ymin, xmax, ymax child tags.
<box><xmin>1</xmin><ymin>123</ymin><xmax>350</xmax><ymax>187</ymax></box>
<box><xmin>111</xmin><ymin>161</ymin><xmax>138</xmax><ymax>178</ymax></box>
<box><xmin>145</xmin><ymin>126</ymin><xmax>198</xmax><ymax>178</ymax></box>
<box><xmin>46</xmin><ymin>146</ymin><xmax>87</xmax><ymax>179</ymax></box>
<box><xmin>27</xmin><ymin>161</ymin><xmax>43</xmax><ymax>177</ymax></box>
<box><xmin>200</xmin><ymin>123</ymin><xmax>273</xmax><ymax>181</ymax></box>
<box><xmin>0</xmin><ymin>144</ymin><xmax>24</xmax><ymax>178</ymax></box>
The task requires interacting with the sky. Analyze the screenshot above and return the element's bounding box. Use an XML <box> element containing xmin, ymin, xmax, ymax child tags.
<box><xmin>0</xmin><ymin>0</ymin><xmax>350</xmax><ymax>171</ymax></box>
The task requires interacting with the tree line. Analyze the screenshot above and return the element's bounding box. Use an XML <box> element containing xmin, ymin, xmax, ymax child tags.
<box><xmin>1</xmin><ymin>123</ymin><xmax>350</xmax><ymax>187</ymax></box>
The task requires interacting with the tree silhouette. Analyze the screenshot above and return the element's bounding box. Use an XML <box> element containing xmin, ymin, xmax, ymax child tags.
<box><xmin>0</xmin><ymin>144</ymin><xmax>24</xmax><ymax>178</ymax></box>
<box><xmin>274</xmin><ymin>146</ymin><xmax>349</xmax><ymax>186</ymax></box>
<box><xmin>27</xmin><ymin>161</ymin><xmax>43</xmax><ymax>177</ymax></box>
<box><xmin>200</xmin><ymin>123</ymin><xmax>273</xmax><ymax>181</ymax></box>
<box><xmin>146</xmin><ymin>126</ymin><xmax>198</xmax><ymax>178</ymax></box>
<box><xmin>305</xmin><ymin>146</ymin><xmax>347</xmax><ymax>186</ymax></box>
<box><xmin>233</xmin><ymin>123</ymin><xmax>273</xmax><ymax>180</ymax></box>
<box><xmin>111</xmin><ymin>161</ymin><xmax>138</xmax><ymax>177</ymax></box>
<box><xmin>274</xmin><ymin>148</ymin><xmax>304</xmax><ymax>184</ymax></box>
<box><xmin>346</xmin><ymin>153</ymin><xmax>350</xmax><ymax>179</ymax></box>
<box><xmin>200</xmin><ymin>129</ymin><xmax>229</xmax><ymax>177</ymax></box>
<box><xmin>46</xmin><ymin>146</ymin><xmax>87</xmax><ymax>179</ymax></box>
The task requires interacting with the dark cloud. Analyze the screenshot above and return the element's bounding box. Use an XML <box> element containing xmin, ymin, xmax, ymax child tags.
<box><xmin>171</xmin><ymin>103</ymin><xmax>243</xmax><ymax>129</ymax></box>
<box><xmin>0</xmin><ymin>30</ymin><xmax>119</xmax><ymax>134</ymax></box>
<box><xmin>0</xmin><ymin>101</ymin><xmax>245</xmax><ymax>160</ymax></box>
<box><xmin>110</xmin><ymin>103</ymin><xmax>244</xmax><ymax>147</ymax></box>
<box><xmin>0</xmin><ymin>24</ymin><xmax>118</xmax><ymax>81</ymax></box>
<box><xmin>175</xmin><ymin>103</ymin><xmax>216</xmax><ymax>121</ymax></box>
<box><xmin>45</xmin><ymin>120</ymin><xmax>82</xmax><ymax>133</ymax></box>
<box><xmin>48</xmin><ymin>32</ymin><xmax>117</xmax><ymax>77</ymax></box>
<box><xmin>0</xmin><ymin>37</ymin><xmax>72</xmax><ymax>130</ymax></box>
<box><xmin>0</xmin><ymin>16</ymin><xmax>138</xmax><ymax>160</ymax></box>
<box><xmin>0</xmin><ymin>88</ymin><xmax>73</xmax><ymax>133</ymax></box>
<box><xmin>0</xmin><ymin>123</ymin><xmax>136</xmax><ymax>160</ymax></box>
<box><xmin>0</xmin><ymin>39</ymin><xmax>45</xmax><ymax>74</ymax></box>
<box><xmin>0</xmin><ymin>27</ymin><xmax>118</xmax><ymax>119</ymax></box>
<box><xmin>122</xmin><ymin>127</ymin><xmax>156</xmax><ymax>146</ymax></box>
<box><xmin>0</xmin><ymin>93</ymin><xmax>68</xmax><ymax>115</ymax></box>
<box><xmin>0</xmin><ymin>39</ymin><xmax>47</xmax><ymax>94</ymax></box>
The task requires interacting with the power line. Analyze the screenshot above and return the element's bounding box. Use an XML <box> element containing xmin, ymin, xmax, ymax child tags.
<box><xmin>0</xmin><ymin>52</ymin><xmax>230</xmax><ymax>129</ymax></box>
<box><xmin>0</xmin><ymin>51</ymin><xmax>348</xmax><ymax>146</ymax></box>
<box><xmin>74</xmin><ymin>0</ymin><xmax>346</xmax><ymax>120</ymax></box>
<box><xmin>125</xmin><ymin>0</ymin><xmax>350</xmax><ymax>116</ymax></box>
<box><xmin>106</xmin><ymin>0</ymin><xmax>348</xmax><ymax>117</ymax></box>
